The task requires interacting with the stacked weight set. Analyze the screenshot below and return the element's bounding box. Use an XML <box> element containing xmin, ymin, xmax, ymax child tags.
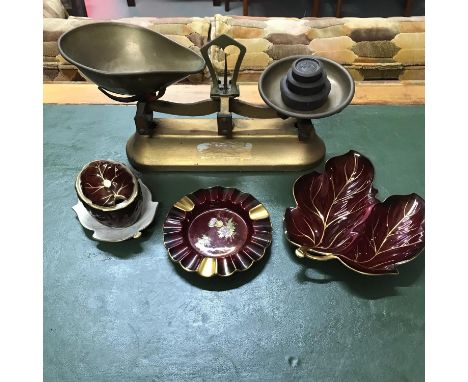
<box><xmin>280</xmin><ymin>57</ymin><xmax>331</xmax><ymax>111</ymax></box>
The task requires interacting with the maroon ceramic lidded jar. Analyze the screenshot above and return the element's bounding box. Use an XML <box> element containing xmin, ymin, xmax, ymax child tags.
<box><xmin>75</xmin><ymin>160</ymin><xmax>143</xmax><ymax>228</ymax></box>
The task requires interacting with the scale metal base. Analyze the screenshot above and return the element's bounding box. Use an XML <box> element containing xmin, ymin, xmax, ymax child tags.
<box><xmin>126</xmin><ymin>118</ymin><xmax>325</xmax><ymax>171</ymax></box>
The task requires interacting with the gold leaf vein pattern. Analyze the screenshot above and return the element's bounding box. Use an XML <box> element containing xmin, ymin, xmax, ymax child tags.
<box><xmin>290</xmin><ymin>151</ymin><xmax>377</xmax><ymax>254</ymax></box>
<box><xmin>341</xmin><ymin>194</ymin><xmax>425</xmax><ymax>272</ymax></box>
<box><xmin>284</xmin><ymin>151</ymin><xmax>425</xmax><ymax>275</ymax></box>
<box><xmin>81</xmin><ymin>161</ymin><xmax>134</xmax><ymax>207</ymax></box>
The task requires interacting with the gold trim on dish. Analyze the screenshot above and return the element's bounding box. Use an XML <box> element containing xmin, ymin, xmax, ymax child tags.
<box><xmin>283</xmin><ymin>216</ymin><xmax>423</xmax><ymax>276</ymax></box>
<box><xmin>174</xmin><ymin>196</ymin><xmax>195</xmax><ymax>212</ymax></box>
<box><xmin>295</xmin><ymin>246</ymin><xmax>335</xmax><ymax>261</ymax></box>
<box><xmin>164</xmin><ymin>247</ymin><xmax>263</xmax><ymax>278</ymax></box>
<box><xmin>248</xmin><ymin>204</ymin><xmax>270</xmax><ymax>221</ymax></box>
<box><xmin>197</xmin><ymin>257</ymin><xmax>218</xmax><ymax>278</ymax></box>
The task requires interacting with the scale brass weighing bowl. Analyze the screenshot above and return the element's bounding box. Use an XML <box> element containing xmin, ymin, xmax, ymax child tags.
<box><xmin>58</xmin><ymin>22</ymin><xmax>205</xmax><ymax>97</ymax></box>
<box><xmin>58</xmin><ymin>22</ymin><xmax>355</xmax><ymax>171</ymax></box>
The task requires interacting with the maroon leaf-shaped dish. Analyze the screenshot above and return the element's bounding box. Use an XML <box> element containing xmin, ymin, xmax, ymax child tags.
<box><xmin>284</xmin><ymin>151</ymin><xmax>425</xmax><ymax>275</ymax></box>
<box><xmin>163</xmin><ymin>187</ymin><xmax>272</xmax><ymax>277</ymax></box>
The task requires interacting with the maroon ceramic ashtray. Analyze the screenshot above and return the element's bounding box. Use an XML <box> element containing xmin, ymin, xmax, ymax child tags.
<box><xmin>284</xmin><ymin>151</ymin><xmax>425</xmax><ymax>275</ymax></box>
<box><xmin>75</xmin><ymin>160</ymin><xmax>143</xmax><ymax>228</ymax></box>
<box><xmin>163</xmin><ymin>187</ymin><xmax>272</xmax><ymax>277</ymax></box>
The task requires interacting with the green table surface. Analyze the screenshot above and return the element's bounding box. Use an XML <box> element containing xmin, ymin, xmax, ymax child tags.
<box><xmin>44</xmin><ymin>104</ymin><xmax>424</xmax><ymax>382</ymax></box>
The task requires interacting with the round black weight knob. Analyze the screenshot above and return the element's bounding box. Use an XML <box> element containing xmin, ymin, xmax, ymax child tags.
<box><xmin>280</xmin><ymin>76</ymin><xmax>331</xmax><ymax>111</ymax></box>
<box><xmin>291</xmin><ymin>57</ymin><xmax>323</xmax><ymax>83</ymax></box>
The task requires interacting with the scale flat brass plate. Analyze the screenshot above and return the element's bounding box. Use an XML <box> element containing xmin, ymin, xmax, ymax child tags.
<box><xmin>126</xmin><ymin>118</ymin><xmax>325</xmax><ymax>171</ymax></box>
<box><xmin>259</xmin><ymin>55</ymin><xmax>355</xmax><ymax>120</ymax></box>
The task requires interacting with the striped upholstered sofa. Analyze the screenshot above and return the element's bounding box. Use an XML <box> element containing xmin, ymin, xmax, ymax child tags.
<box><xmin>43</xmin><ymin>0</ymin><xmax>424</xmax><ymax>84</ymax></box>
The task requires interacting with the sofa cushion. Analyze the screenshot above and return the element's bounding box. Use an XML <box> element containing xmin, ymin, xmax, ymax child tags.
<box><xmin>211</xmin><ymin>15</ymin><xmax>425</xmax><ymax>81</ymax></box>
<box><xmin>43</xmin><ymin>16</ymin><xmax>211</xmax><ymax>84</ymax></box>
<box><xmin>43</xmin><ymin>0</ymin><xmax>68</xmax><ymax>19</ymax></box>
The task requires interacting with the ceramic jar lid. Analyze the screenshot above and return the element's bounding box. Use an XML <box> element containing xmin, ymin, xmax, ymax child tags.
<box><xmin>75</xmin><ymin>160</ymin><xmax>143</xmax><ymax>228</ymax></box>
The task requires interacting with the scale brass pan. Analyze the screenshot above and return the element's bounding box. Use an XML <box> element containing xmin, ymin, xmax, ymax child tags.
<box><xmin>58</xmin><ymin>22</ymin><xmax>205</xmax><ymax>96</ymax></box>
<box><xmin>259</xmin><ymin>55</ymin><xmax>355</xmax><ymax>120</ymax></box>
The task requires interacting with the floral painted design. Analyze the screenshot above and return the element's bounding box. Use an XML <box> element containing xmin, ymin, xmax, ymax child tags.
<box><xmin>207</xmin><ymin>217</ymin><xmax>237</xmax><ymax>239</ymax></box>
<box><xmin>195</xmin><ymin>234</ymin><xmax>212</xmax><ymax>252</ymax></box>
<box><xmin>194</xmin><ymin>217</ymin><xmax>238</xmax><ymax>254</ymax></box>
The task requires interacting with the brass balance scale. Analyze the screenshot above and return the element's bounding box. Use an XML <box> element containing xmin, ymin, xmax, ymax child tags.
<box><xmin>58</xmin><ymin>22</ymin><xmax>355</xmax><ymax>171</ymax></box>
